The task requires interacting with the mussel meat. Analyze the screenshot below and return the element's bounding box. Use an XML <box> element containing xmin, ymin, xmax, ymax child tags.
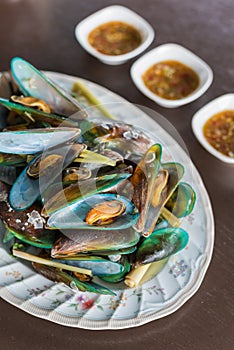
<box><xmin>27</xmin><ymin>154</ymin><xmax>64</xmax><ymax>179</ymax></box>
<box><xmin>85</xmin><ymin>199</ymin><xmax>126</xmax><ymax>226</ymax></box>
<box><xmin>10</xmin><ymin>95</ymin><xmax>51</xmax><ymax>113</ymax></box>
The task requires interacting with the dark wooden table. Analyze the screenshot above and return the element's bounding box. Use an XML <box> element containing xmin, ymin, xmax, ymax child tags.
<box><xmin>0</xmin><ymin>0</ymin><xmax>233</xmax><ymax>349</ymax></box>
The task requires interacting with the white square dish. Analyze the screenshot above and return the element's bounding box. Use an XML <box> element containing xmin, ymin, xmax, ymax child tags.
<box><xmin>192</xmin><ymin>93</ymin><xmax>234</xmax><ymax>163</ymax></box>
<box><xmin>130</xmin><ymin>43</ymin><xmax>213</xmax><ymax>107</ymax></box>
<box><xmin>75</xmin><ymin>5</ymin><xmax>155</xmax><ymax>65</ymax></box>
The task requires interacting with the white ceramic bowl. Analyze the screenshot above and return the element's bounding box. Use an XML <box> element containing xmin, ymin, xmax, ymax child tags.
<box><xmin>75</xmin><ymin>5</ymin><xmax>154</xmax><ymax>65</ymax></box>
<box><xmin>192</xmin><ymin>93</ymin><xmax>234</xmax><ymax>163</ymax></box>
<box><xmin>130</xmin><ymin>43</ymin><xmax>213</xmax><ymax>107</ymax></box>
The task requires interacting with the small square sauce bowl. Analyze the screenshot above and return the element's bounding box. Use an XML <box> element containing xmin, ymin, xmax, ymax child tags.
<box><xmin>130</xmin><ymin>43</ymin><xmax>213</xmax><ymax>107</ymax></box>
<box><xmin>192</xmin><ymin>93</ymin><xmax>234</xmax><ymax>163</ymax></box>
<box><xmin>75</xmin><ymin>5</ymin><xmax>155</xmax><ymax>65</ymax></box>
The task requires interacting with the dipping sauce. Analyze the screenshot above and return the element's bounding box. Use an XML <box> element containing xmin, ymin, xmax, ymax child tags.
<box><xmin>203</xmin><ymin>110</ymin><xmax>234</xmax><ymax>158</ymax></box>
<box><xmin>88</xmin><ymin>21</ymin><xmax>142</xmax><ymax>55</ymax></box>
<box><xmin>142</xmin><ymin>60</ymin><xmax>199</xmax><ymax>100</ymax></box>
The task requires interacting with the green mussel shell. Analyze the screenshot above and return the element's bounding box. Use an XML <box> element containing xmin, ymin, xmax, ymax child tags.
<box><xmin>165</xmin><ymin>182</ymin><xmax>196</xmax><ymax>218</ymax></box>
<box><xmin>134</xmin><ymin>227</ymin><xmax>189</xmax><ymax>267</ymax></box>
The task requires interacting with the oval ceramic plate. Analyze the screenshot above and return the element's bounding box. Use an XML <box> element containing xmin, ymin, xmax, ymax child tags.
<box><xmin>0</xmin><ymin>72</ymin><xmax>214</xmax><ymax>330</ymax></box>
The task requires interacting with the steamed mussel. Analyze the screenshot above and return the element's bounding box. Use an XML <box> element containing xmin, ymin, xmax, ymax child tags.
<box><xmin>0</xmin><ymin>57</ymin><xmax>196</xmax><ymax>295</ymax></box>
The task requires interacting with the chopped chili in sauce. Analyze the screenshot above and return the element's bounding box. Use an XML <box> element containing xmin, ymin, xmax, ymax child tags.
<box><xmin>203</xmin><ymin>110</ymin><xmax>234</xmax><ymax>158</ymax></box>
<box><xmin>88</xmin><ymin>21</ymin><xmax>142</xmax><ymax>56</ymax></box>
<box><xmin>142</xmin><ymin>60</ymin><xmax>200</xmax><ymax>100</ymax></box>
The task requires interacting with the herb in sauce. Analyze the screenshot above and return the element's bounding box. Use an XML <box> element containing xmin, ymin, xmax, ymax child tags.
<box><xmin>88</xmin><ymin>21</ymin><xmax>142</xmax><ymax>56</ymax></box>
<box><xmin>142</xmin><ymin>60</ymin><xmax>199</xmax><ymax>100</ymax></box>
<box><xmin>203</xmin><ymin>110</ymin><xmax>234</xmax><ymax>158</ymax></box>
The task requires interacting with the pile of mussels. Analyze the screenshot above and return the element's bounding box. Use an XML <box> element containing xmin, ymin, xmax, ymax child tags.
<box><xmin>0</xmin><ymin>58</ymin><xmax>196</xmax><ymax>295</ymax></box>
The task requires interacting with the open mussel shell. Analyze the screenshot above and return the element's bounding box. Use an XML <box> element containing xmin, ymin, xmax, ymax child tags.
<box><xmin>32</xmin><ymin>263</ymin><xmax>115</xmax><ymax>295</ymax></box>
<box><xmin>27</xmin><ymin>153</ymin><xmax>64</xmax><ymax>179</ymax></box>
<box><xmin>0</xmin><ymin>127</ymin><xmax>80</xmax><ymax>154</ymax></box>
<box><xmin>165</xmin><ymin>182</ymin><xmax>196</xmax><ymax>218</ymax></box>
<box><xmin>11</xmin><ymin>57</ymin><xmax>87</xmax><ymax>119</ymax></box>
<box><xmin>134</xmin><ymin>159</ymin><xmax>184</xmax><ymax>237</ymax></box>
<box><xmin>85</xmin><ymin>198</ymin><xmax>126</xmax><ymax>226</ymax></box>
<box><xmin>9</xmin><ymin>144</ymin><xmax>84</xmax><ymax>210</ymax></box>
<box><xmin>42</xmin><ymin>173</ymin><xmax>131</xmax><ymax>217</ymax></box>
<box><xmin>0</xmin><ymin>98</ymin><xmax>79</xmax><ymax>127</ymax></box>
<box><xmin>131</xmin><ymin>143</ymin><xmax>162</xmax><ymax>233</ymax></box>
<box><xmin>99</xmin><ymin>255</ymin><xmax>131</xmax><ymax>283</ymax></box>
<box><xmin>55</xmin><ymin>255</ymin><xmax>124</xmax><ymax>276</ymax></box>
<box><xmin>51</xmin><ymin>227</ymin><xmax>140</xmax><ymax>257</ymax></box>
<box><xmin>134</xmin><ymin>227</ymin><xmax>189</xmax><ymax>267</ymax></box>
<box><xmin>46</xmin><ymin>193</ymin><xmax>138</xmax><ymax>230</ymax></box>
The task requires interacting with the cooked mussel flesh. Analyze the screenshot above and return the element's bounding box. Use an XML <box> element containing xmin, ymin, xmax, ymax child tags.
<box><xmin>63</xmin><ymin>167</ymin><xmax>91</xmax><ymax>183</ymax></box>
<box><xmin>10</xmin><ymin>95</ymin><xmax>51</xmax><ymax>113</ymax></box>
<box><xmin>85</xmin><ymin>199</ymin><xmax>126</xmax><ymax>226</ymax></box>
<box><xmin>27</xmin><ymin>154</ymin><xmax>63</xmax><ymax>179</ymax></box>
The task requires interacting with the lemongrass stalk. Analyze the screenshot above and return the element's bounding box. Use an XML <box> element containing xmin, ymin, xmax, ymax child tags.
<box><xmin>124</xmin><ymin>264</ymin><xmax>151</xmax><ymax>288</ymax></box>
<box><xmin>75</xmin><ymin>149</ymin><xmax>116</xmax><ymax>166</ymax></box>
<box><xmin>139</xmin><ymin>258</ymin><xmax>168</xmax><ymax>285</ymax></box>
<box><xmin>13</xmin><ymin>249</ymin><xmax>92</xmax><ymax>276</ymax></box>
<box><xmin>125</xmin><ymin>258</ymin><xmax>168</xmax><ymax>288</ymax></box>
<box><xmin>161</xmin><ymin>207</ymin><xmax>181</xmax><ymax>227</ymax></box>
<box><xmin>72</xmin><ymin>81</ymin><xmax>116</xmax><ymax>120</ymax></box>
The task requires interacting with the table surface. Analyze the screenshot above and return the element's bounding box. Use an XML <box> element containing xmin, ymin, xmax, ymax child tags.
<box><xmin>0</xmin><ymin>0</ymin><xmax>233</xmax><ymax>349</ymax></box>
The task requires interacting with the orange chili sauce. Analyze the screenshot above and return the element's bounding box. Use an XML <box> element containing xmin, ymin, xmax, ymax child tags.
<box><xmin>142</xmin><ymin>60</ymin><xmax>199</xmax><ymax>100</ymax></box>
<box><xmin>88</xmin><ymin>21</ymin><xmax>142</xmax><ymax>55</ymax></box>
<box><xmin>203</xmin><ymin>110</ymin><xmax>234</xmax><ymax>158</ymax></box>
